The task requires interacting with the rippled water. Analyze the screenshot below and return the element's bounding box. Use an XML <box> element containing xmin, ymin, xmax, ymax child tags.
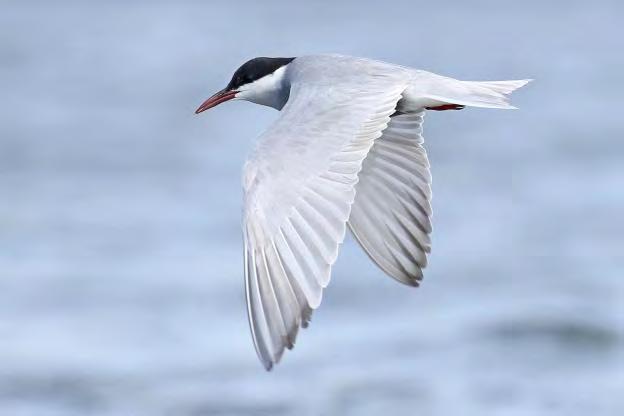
<box><xmin>1</xmin><ymin>1</ymin><xmax>623</xmax><ymax>415</ymax></box>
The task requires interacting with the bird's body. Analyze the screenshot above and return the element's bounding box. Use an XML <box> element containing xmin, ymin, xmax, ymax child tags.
<box><xmin>195</xmin><ymin>54</ymin><xmax>530</xmax><ymax>370</ymax></box>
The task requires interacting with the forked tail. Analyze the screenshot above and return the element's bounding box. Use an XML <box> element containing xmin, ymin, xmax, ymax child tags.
<box><xmin>407</xmin><ymin>75</ymin><xmax>532</xmax><ymax>111</ymax></box>
<box><xmin>456</xmin><ymin>79</ymin><xmax>532</xmax><ymax>109</ymax></box>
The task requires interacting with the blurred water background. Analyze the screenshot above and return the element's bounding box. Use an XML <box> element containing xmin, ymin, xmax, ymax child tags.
<box><xmin>1</xmin><ymin>1</ymin><xmax>623</xmax><ymax>415</ymax></box>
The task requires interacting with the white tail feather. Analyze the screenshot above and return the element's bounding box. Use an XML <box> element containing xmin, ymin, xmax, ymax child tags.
<box><xmin>405</xmin><ymin>73</ymin><xmax>532</xmax><ymax>111</ymax></box>
<box><xmin>428</xmin><ymin>78</ymin><xmax>532</xmax><ymax>110</ymax></box>
<box><xmin>464</xmin><ymin>79</ymin><xmax>531</xmax><ymax>95</ymax></box>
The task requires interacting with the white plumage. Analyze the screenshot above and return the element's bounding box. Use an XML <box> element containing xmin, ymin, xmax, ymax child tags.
<box><xmin>196</xmin><ymin>54</ymin><xmax>530</xmax><ymax>369</ymax></box>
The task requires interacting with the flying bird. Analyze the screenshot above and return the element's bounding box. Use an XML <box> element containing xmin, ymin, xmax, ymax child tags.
<box><xmin>195</xmin><ymin>54</ymin><xmax>530</xmax><ymax>370</ymax></box>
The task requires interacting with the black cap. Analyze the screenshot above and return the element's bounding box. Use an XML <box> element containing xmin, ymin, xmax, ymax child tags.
<box><xmin>226</xmin><ymin>57</ymin><xmax>295</xmax><ymax>90</ymax></box>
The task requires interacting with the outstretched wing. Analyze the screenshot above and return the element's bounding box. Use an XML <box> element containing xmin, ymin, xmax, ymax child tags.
<box><xmin>243</xmin><ymin>60</ymin><xmax>409</xmax><ymax>369</ymax></box>
<box><xmin>348</xmin><ymin>110</ymin><xmax>432</xmax><ymax>286</ymax></box>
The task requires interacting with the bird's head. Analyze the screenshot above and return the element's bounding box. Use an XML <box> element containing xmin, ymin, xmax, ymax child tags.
<box><xmin>195</xmin><ymin>57</ymin><xmax>295</xmax><ymax>113</ymax></box>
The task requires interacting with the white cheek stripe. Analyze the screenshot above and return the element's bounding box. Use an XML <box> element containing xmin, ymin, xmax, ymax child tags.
<box><xmin>236</xmin><ymin>65</ymin><xmax>289</xmax><ymax>109</ymax></box>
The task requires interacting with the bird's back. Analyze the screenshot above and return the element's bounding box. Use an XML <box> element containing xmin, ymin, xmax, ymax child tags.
<box><xmin>288</xmin><ymin>54</ymin><xmax>529</xmax><ymax>112</ymax></box>
<box><xmin>285</xmin><ymin>54</ymin><xmax>413</xmax><ymax>88</ymax></box>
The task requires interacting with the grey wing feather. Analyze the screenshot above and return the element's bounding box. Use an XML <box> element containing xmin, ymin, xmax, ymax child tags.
<box><xmin>348</xmin><ymin>110</ymin><xmax>432</xmax><ymax>286</ymax></box>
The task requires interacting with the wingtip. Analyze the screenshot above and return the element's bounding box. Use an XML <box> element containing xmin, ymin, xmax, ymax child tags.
<box><xmin>262</xmin><ymin>358</ymin><xmax>274</xmax><ymax>371</ymax></box>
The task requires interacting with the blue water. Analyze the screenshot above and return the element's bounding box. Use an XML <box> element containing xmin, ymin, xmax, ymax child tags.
<box><xmin>1</xmin><ymin>1</ymin><xmax>622</xmax><ymax>415</ymax></box>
